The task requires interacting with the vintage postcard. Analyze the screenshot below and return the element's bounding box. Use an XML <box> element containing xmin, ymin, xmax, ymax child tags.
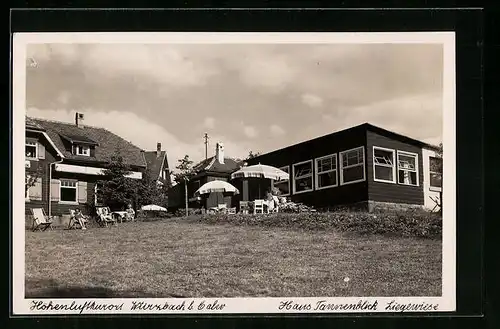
<box><xmin>12</xmin><ymin>32</ymin><xmax>456</xmax><ymax>315</ymax></box>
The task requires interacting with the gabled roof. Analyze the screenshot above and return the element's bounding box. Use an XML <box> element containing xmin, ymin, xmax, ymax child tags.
<box><xmin>29</xmin><ymin>117</ymin><xmax>146</xmax><ymax>168</ymax></box>
<box><xmin>193</xmin><ymin>156</ymin><xmax>241</xmax><ymax>175</ymax></box>
<box><xmin>362</xmin><ymin>123</ymin><xmax>440</xmax><ymax>151</ymax></box>
<box><xmin>25</xmin><ymin>116</ymin><xmax>45</xmax><ymax>131</ymax></box>
<box><xmin>143</xmin><ymin>150</ymin><xmax>169</xmax><ymax>180</ymax></box>
<box><xmin>251</xmin><ymin>122</ymin><xmax>440</xmax><ymax>160</ymax></box>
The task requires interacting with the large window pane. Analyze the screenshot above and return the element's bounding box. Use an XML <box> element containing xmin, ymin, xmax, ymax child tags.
<box><xmin>61</xmin><ymin>187</ymin><xmax>77</xmax><ymax>202</ymax></box>
<box><xmin>318</xmin><ymin>171</ymin><xmax>337</xmax><ymax>188</ymax></box>
<box><xmin>295</xmin><ymin>176</ymin><xmax>312</xmax><ymax>192</ymax></box>
<box><xmin>430</xmin><ymin>173</ymin><xmax>442</xmax><ymax>188</ymax></box>
<box><xmin>398</xmin><ymin>170</ymin><xmax>418</xmax><ymax>185</ymax></box>
<box><xmin>343</xmin><ymin>165</ymin><xmax>364</xmax><ymax>183</ymax></box>
<box><xmin>294</xmin><ymin>162</ymin><xmax>312</xmax><ymax>177</ymax></box>
<box><xmin>374</xmin><ymin>166</ymin><xmax>393</xmax><ymax>181</ymax></box>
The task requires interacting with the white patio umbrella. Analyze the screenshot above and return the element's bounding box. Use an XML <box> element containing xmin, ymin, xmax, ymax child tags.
<box><xmin>194</xmin><ymin>180</ymin><xmax>240</xmax><ymax>196</ymax></box>
<box><xmin>141</xmin><ymin>204</ymin><xmax>167</xmax><ymax>212</ymax></box>
<box><xmin>230</xmin><ymin>164</ymin><xmax>290</xmax><ymax>181</ymax></box>
<box><xmin>231</xmin><ymin>164</ymin><xmax>290</xmax><ymax>200</ymax></box>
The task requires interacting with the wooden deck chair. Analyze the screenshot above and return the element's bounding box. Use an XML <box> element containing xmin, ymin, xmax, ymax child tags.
<box><xmin>254</xmin><ymin>199</ymin><xmax>265</xmax><ymax>214</ymax></box>
<box><xmin>31</xmin><ymin>208</ymin><xmax>53</xmax><ymax>231</ymax></box>
<box><xmin>239</xmin><ymin>201</ymin><xmax>249</xmax><ymax>214</ymax></box>
<box><xmin>96</xmin><ymin>206</ymin><xmax>116</xmax><ymax>227</ymax></box>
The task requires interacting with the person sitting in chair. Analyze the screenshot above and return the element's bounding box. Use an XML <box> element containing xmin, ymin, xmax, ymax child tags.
<box><xmin>125</xmin><ymin>204</ymin><xmax>135</xmax><ymax>221</ymax></box>
<box><xmin>74</xmin><ymin>208</ymin><xmax>88</xmax><ymax>230</ymax></box>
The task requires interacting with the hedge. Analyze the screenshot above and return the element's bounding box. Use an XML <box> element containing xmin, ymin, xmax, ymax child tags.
<box><xmin>180</xmin><ymin>210</ymin><xmax>442</xmax><ymax>239</ymax></box>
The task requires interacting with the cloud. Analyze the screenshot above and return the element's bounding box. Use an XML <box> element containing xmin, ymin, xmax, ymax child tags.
<box><xmin>28</xmin><ymin>44</ymin><xmax>218</xmax><ymax>88</ymax></box>
<box><xmin>25</xmin><ymin>43</ymin><xmax>444</xmax><ymax>161</ymax></box>
<box><xmin>300</xmin><ymin>92</ymin><xmax>443</xmax><ymax>146</ymax></box>
<box><xmin>203</xmin><ymin>117</ymin><xmax>215</xmax><ymax>129</ymax></box>
<box><xmin>270</xmin><ymin>124</ymin><xmax>285</xmax><ymax>136</ymax></box>
<box><xmin>237</xmin><ymin>57</ymin><xmax>295</xmax><ymax>93</ymax></box>
<box><xmin>301</xmin><ymin>93</ymin><xmax>323</xmax><ymax>108</ymax></box>
<box><xmin>243</xmin><ymin>125</ymin><xmax>258</xmax><ymax>139</ymax></box>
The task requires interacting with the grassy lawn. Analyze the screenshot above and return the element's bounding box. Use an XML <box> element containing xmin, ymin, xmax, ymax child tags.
<box><xmin>25</xmin><ymin>218</ymin><xmax>442</xmax><ymax>298</ymax></box>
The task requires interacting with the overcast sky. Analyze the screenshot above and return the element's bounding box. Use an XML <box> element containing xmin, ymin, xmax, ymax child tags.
<box><xmin>25</xmin><ymin>42</ymin><xmax>443</xmax><ymax>167</ymax></box>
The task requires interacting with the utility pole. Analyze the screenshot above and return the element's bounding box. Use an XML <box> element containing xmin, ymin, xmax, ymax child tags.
<box><xmin>203</xmin><ymin>133</ymin><xmax>209</xmax><ymax>160</ymax></box>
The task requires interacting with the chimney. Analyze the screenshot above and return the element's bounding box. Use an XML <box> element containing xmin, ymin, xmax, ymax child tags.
<box><xmin>75</xmin><ymin>112</ymin><xmax>85</xmax><ymax>127</ymax></box>
<box><xmin>156</xmin><ymin>142</ymin><xmax>162</xmax><ymax>157</ymax></box>
<box><xmin>215</xmin><ymin>142</ymin><xmax>225</xmax><ymax>164</ymax></box>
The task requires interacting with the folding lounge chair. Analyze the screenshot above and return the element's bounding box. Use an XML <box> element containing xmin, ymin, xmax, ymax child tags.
<box><xmin>31</xmin><ymin>208</ymin><xmax>53</xmax><ymax>231</ymax></box>
<box><xmin>96</xmin><ymin>207</ymin><xmax>116</xmax><ymax>227</ymax></box>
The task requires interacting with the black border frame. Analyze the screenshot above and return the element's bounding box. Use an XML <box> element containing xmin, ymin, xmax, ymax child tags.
<box><xmin>8</xmin><ymin>7</ymin><xmax>486</xmax><ymax>328</ymax></box>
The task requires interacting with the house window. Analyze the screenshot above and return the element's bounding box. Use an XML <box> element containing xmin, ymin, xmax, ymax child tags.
<box><xmin>397</xmin><ymin>151</ymin><xmax>419</xmax><ymax>186</ymax></box>
<box><xmin>73</xmin><ymin>144</ymin><xmax>90</xmax><ymax>156</ymax></box>
<box><xmin>315</xmin><ymin>154</ymin><xmax>337</xmax><ymax>189</ymax></box>
<box><xmin>373</xmin><ymin>147</ymin><xmax>396</xmax><ymax>183</ymax></box>
<box><xmin>25</xmin><ymin>141</ymin><xmax>37</xmax><ymax>159</ymax></box>
<box><xmin>340</xmin><ymin>146</ymin><xmax>365</xmax><ymax>185</ymax></box>
<box><xmin>429</xmin><ymin>156</ymin><xmax>442</xmax><ymax>188</ymax></box>
<box><xmin>292</xmin><ymin>160</ymin><xmax>313</xmax><ymax>194</ymax></box>
<box><xmin>60</xmin><ymin>180</ymin><xmax>78</xmax><ymax>202</ymax></box>
<box><xmin>274</xmin><ymin>166</ymin><xmax>290</xmax><ymax>196</ymax></box>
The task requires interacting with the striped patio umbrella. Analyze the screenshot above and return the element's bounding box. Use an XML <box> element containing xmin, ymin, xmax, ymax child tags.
<box><xmin>231</xmin><ymin>164</ymin><xmax>289</xmax><ymax>181</ymax></box>
<box><xmin>194</xmin><ymin>180</ymin><xmax>240</xmax><ymax>196</ymax></box>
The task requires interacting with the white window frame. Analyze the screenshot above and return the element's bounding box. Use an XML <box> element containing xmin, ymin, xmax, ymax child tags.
<box><xmin>273</xmin><ymin>165</ymin><xmax>290</xmax><ymax>196</ymax></box>
<box><xmin>74</xmin><ymin>144</ymin><xmax>90</xmax><ymax>156</ymax></box>
<box><xmin>25</xmin><ymin>140</ymin><xmax>38</xmax><ymax>160</ymax></box>
<box><xmin>339</xmin><ymin>146</ymin><xmax>366</xmax><ymax>186</ymax></box>
<box><xmin>292</xmin><ymin>160</ymin><xmax>314</xmax><ymax>195</ymax></box>
<box><xmin>60</xmin><ymin>179</ymin><xmax>79</xmax><ymax>204</ymax></box>
<box><xmin>397</xmin><ymin>150</ymin><xmax>419</xmax><ymax>187</ymax></box>
<box><xmin>314</xmin><ymin>154</ymin><xmax>338</xmax><ymax>190</ymax></box>
<box><xmin>429</xmin><ymin>156</ymin><xmax>443</xmax><ymax>192</ymax></box>
<box><xmin>372</xmin><ymin>146</ymin><xmax>396</xmax><ymax>184</ymax></box>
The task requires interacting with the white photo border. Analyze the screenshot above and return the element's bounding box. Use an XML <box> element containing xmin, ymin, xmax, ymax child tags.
<box><xmin>12</xmin><ymin>31</ymin><xmax>456</xmax><ymax>315</ymax></box>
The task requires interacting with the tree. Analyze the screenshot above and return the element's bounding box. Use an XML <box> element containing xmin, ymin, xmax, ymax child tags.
<box><xmin>137</xmin><ymin>169</ymin><xmax>170</xmax><ymax>208</ymax></box>
<box><xmin>173</xmin><ymin>155</ymin><xmax>195</xmax><ymax>217</ymax></box>
<box><xmin>25</xmin><ymin>167</ymin><xmax>43</xmax><ymax>195</ymax></box>
<box><xmin>98</xmin><ymin>151</ymin><xmax>138</xmax><ymax>211</ymax></box>
<box><xmin>246</xmin><ymin>150</ymin><xmax>261</xmax><ymax>160</ymax></box>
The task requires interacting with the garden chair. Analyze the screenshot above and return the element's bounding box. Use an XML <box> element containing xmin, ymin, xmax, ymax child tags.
<box><xmin>96</xmin><ymin>206</ymin><xmax>116</xmax><ymax>227</ymax></box>
<box><xmin>227</xmin><ymin>207</ymin><xmax>236</xmax><ymax>215</ymax></box>
<box><xmin>68</xmin><ymin>209</ymin><xmax>89</xmax><ymax>230</ymax></box>
<box><xmin>254</xmin><ymin>199</ymin><xmax>265</xmax><ymax>214</ymax></box>
<box><xmin>218</xmin><ymin>204</ymin><xmax>228</xmax><ymax>214</ymax></box>
<box><xmin>239</xmin><ymin>201</ymin><xmax>250</xmax><ymax>214</ymax></box>
<box><xmin>31</xmin><ymin>208</ymin><xmax>53</xmax><ymax>231</ymax></box>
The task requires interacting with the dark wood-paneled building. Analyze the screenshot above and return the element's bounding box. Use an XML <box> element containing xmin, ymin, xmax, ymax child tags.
<box><xmin>245</xmin><ymin>123</ymin><xmax>442</xmax><ymax>211</ymax></box>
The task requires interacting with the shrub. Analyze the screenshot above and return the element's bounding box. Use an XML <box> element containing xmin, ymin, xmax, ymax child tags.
<box><xmin>182</xmin><ymin>210</ymin><xmax>442</xmax><ymax>239</ymax></box>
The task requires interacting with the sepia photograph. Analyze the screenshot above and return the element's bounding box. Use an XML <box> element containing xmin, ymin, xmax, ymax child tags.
<box><xmin>13</xmin><ymin>32</ymin><xmax>456</xmax><ymax>314</ymax></box>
